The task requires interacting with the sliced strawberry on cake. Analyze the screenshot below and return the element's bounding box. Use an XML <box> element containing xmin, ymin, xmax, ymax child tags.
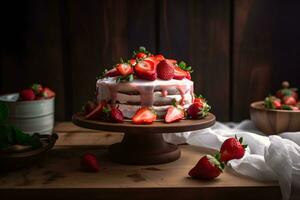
<box><xmin>116</xmin><ymin>63</ymin><xmax>133</xmax><ymax>76</ymax></box>
<box><xmin>135</xmin><ymin>60</ymin><xmax>157</xmax><ymax>81</ymax></box>
<box><xmin>132</xmin><ymin>107</ymin><xmax>157</xmax><ymax>124</ymax></box>
<box><xmin>165</xmin><ymin>105</ymin><xmax>184</xmax><ymax>123</ymax></box>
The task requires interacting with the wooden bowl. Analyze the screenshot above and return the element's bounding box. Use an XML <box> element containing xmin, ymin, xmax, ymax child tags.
<box><xmin>0</xmin><ymin>133</ymin><xmax>58</xmax><ymax>171</ymax></box>
<box><xmin>250</xmin><ymin>101</ymin><xmax>300</xmax><ymax>135</ymax></box>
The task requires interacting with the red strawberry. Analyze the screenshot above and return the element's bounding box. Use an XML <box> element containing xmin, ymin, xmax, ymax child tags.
<box><xmin>31</xmin><ymin>84</ymin><xmax>43</xmax><ymax>95</ymax></box>
<box><xmin>41</xmin><ymin>87</ymin><xmax>55</xmax><ymax>98</ymax></box>
<box><xmin>220</xmin><ymin>136</ymin><xmax>247</xmax><ymax>163</ymax></box>
<box><xmin>20</xmin><ymin>89</ymin><xmax>35</xmax><ymax>101</ymax></box>
<box><xmin>135</xmin><ymin>60</ymin><xmax>157</xmax><ymax>81</ymax></box>
<box><xmin>187</xmin><ymin>104</ymin><xmax>200</xmax><ymax>119</ymax></box>
<box><xmin>166</xmin><ymin>59</ymin><xmax>177</xmax><ymax>65</ymax></box>
<box><xmin>155</xmin><ymin>54</ymin><xmax>165</xmax><ymax>62</ymax></box>
<box><xmin>165</xmin><ymin>106</ymin><xmax>184</xmax><ymax>123</ymax></box>
<box><xmin>82</xmin><ymin>101</ymin><xmax>97</xmax><ymax>115</ymax></box>
<box><xmin>111</xmin><ymin>107</ymin><xmax>124</xmax><ymax>123</ymax></box>
<box><xmin>186</xmin><ymin>71</ymin><xmax>191</xmax><ymax>80</ymax></box>
<box><xmin>116</xmin><ymin>63</ymin><xmax>133</xmax><ymax>76</ymax></box>
<box><xmin>188</xmin><ymin>155</ymin><xmax>224</xmax><ymax>180</ymax></box>
<box><xmin>129</xmin><ymin>59</ymin><xmax>137</xmax><ymax>66</ymax></box>
<box><xmin>194</xmin><ymin>98</ymin><xmax>204</xmax><ymax>108</ymax></box>
<box><xmin>135</xmin><ymin>52</ymin><xmax>147</xmax><ymax>59</ymax></box>
<box><xmin>283</xmin><ymin>96</ymin><xmax>297</xmax><ymax>105</ymax></box>
<box><xmin>272</xmin><ymin>99</ymin><xmax>282</xmax><ymax>109</ymax></box>
<box><xmin>132</xmin><ymin>107</ymin><xmax>157</xmax><ymax>124</ymax></box>
<box><xmin>85</xmin><ymin>101</ymin><xmax>106</xmax><ymax>120</ymax></box>
<box><xmin>81</xmin><ymin>152</ymin><xmax>100</xmax><ymax>172</ymax></box>
<box><xmin>290</xmin><ymin>106</ymin><xmax>300</xmax><ymax>111</ymax></box>
<box><xmin>105</xmin><ymin>68</ymin><xmax>120</xmax><ymax>77</ymax></box>
<box><xmin>144</xmin><ymin>56</ymin><xmax>159</xmax><ymax>67</ymax></box>
<box><xmin>157</xmin><ymin>60</ymin><xmax>174</xmax><ymax>80</ymax></box>
<box><xmin>173</xmin><ymin>66</ymin><xmax>187</xmax><ymax>80</ymax></box>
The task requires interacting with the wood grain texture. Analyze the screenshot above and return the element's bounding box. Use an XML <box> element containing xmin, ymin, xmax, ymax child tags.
<box><xmin>0</xmin><ymin>0</ymin><xmax>66</xmax><ymax>120</ymax></box>
<box><xmin>233</xmin><ymin>0</ymin><xmax>300</xmax><ymax>121</ymax></box>
<box><xmin>159</xmin><ymin>0</ymin><xmax>230</xmax><ymax>121</ymax></box>
<box><xmin>0</xmin><ymin>122</ymin><xmax>281</xmax><ymax>200</ymax></box>
<box><xmin>66</xmin><ymin>0</ymin><xmax>157</xmax><ymax>119</ymax></box>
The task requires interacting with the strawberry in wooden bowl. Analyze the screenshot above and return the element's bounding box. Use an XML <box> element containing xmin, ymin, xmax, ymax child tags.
<box><xmin>250</xmin><ymin>81</ymin><xmax>300</xmax><ymax>134</ymax></box>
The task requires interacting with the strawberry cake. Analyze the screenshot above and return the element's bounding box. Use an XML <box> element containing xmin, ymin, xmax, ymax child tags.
<box><xmin>85</xmin><ymin>47</ymin><xmax>210</xmax><ymax>124</ymax></box>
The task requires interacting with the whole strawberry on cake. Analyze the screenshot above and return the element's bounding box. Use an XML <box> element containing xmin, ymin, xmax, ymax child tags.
<box><xmin>84</xmin><ymin>47</ymin><xmax>210</xmax><ymax>124</ymax></box>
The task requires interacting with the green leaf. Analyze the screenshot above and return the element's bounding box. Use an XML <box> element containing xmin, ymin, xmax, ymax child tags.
<box><xmin>239</xmin><ymin>137</ymin><xmax>243</xmax><ymax>144</ymax></box>
<box><xmin>281</xmin><ymin>105</ymin><xmax>292</xmax><ymax>110</ymax></box>
<box><xmin>0</xmin><ymin>102</ymin><xmax>9</xmax><ymax>122</ymax></box>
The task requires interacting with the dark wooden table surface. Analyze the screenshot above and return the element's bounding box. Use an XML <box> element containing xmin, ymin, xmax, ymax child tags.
<box><xmin>0</xmin><ymin>122</ymin><xmax>281</xmax><ymax>200</ymax></box>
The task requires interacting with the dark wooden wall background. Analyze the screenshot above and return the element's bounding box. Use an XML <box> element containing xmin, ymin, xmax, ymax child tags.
<box><xmin>1</xmin><ymin>0</ymin><xmax>300</xmax><ymax>122</ymax></box>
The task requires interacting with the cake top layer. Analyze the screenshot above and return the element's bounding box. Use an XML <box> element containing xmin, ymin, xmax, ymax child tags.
<box><xmin>100</xmin><ymin>46</ymin><xmax>194</xmax><ymax>83</ymax></box>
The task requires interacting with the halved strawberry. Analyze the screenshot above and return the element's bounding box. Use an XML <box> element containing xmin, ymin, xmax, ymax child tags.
<box><xmin>173</xmin><ymin>66</ymin><xmax>187</xmax><ymax>80</ymax></box>
<box><xmin>165</xmin><ymin>106</ymin><xmax>184</xmax><ymax>123</ymax></box>
<box><xmin>144</xmin><ymin>56</ymin><xmax>159</xmax><ymax>67</ymax></box>
<box><xmin>116</xmin><ymin>63</ymin><xmax>133</xmax><ymax>76</ymax></box>
<box><xmin>186</xmin><ymin>71</ymin><xmax>191</xmax><ymax>80</ymax></box>
<box><xmin>135</xmin><ymin>60</ymin><xmax>157</xmax><ymax>81</ymax></box>
<box><xmin>135</xmin><ymin>52</ymin><xmax>147</xmax><ymax>59</ymax></box>
<box><xmin>132</xmin><ymin>107</ymin><xmax>157</xmax><ymax>124</ymax></box>
<box><xmin>166</xmin><ymin>59</ymin><xmax>177</xmax><ymax>65</ymax></box>
<box><xmin>105</xmin><ymin>68</ymin><xmax>120</xmax><ymax>77</ymax></box>
<box><xmin>85</xmin><ymin>101</ymin><xmax>106</xmax><ymax>120</ymax></box>
<box><xmin>129</xmin><ymin>59</ymin><xmax>137</xmax><ymax>66</ymax></box>
<box><xmin>155</xmin><ymin>54</ymin><xmax>165</xmax><ymax>62</ymax></box>
<box><xmin>41</xmin><ymin>87</ymin><xmax>55</xmax><ymax>98</ymax></box>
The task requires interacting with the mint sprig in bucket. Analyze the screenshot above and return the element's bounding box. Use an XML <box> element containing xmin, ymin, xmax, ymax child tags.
<box><xmin>0</xmin><ymin>102</ymin><xmax>42</xmax><ymax>149</ymax></box>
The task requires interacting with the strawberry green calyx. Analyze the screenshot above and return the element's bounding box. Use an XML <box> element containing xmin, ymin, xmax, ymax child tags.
<box><xmin>132</xmin><ymin>46</ymin><xmax>151</xmax><ymax>58</ymax></box>
<box><xmin>178</xmin><ymin>61</ymin><xmax>193</xmax><ymax>73</ymax></box>
<box><xmin>235</xmin><ymin>135</ymin><xmax>248</xmax><ymax>149</ymax></box>
<box><xmin>200</xmin><ymin>102</ymin><xmax>211</xmax><ymax>117</ymax></box>
<box><xmin>116</xmin><ymin>74</ymin><xmax>134</xmax><ymax>83</ymax></box>
<box><xmin>31</xmin><ymin>83</ymin><xmax>43</xmax><ymax>95</ymax></box>
<box><xmin>207</xmin><ymin>154</ymin><xmax>224</xmax><ymax>171</ymax></box>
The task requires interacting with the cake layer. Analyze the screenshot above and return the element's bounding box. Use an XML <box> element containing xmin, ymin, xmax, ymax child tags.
<box><xmin>96</xmin><ymin>77</ymin><xmax>194</xmax><ymax>119</ymax></box>
<box><xmin>116</xmin><ymin>91</ymin><xmax>192</xmax><ymax>106</ymax></box>
<box><xmin>116</xmin><ymin>103</ymin><xmax>190</xmax><ymax>119</ymax></box>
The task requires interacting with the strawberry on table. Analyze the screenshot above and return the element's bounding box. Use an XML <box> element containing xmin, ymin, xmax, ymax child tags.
<box><xmin>157</xmin><ymin>60</ymin><xmax>174</xmax><ymax>80</ymax></box>
<box><xmin>116</xmin><ymin>63</ymin><xmax>133</xmax><ymax>76</ymax></box>
<box><xmin>81</xmin><ymin>152</ymin><xmax>100</xmax><ymax>173</ymax></box>
<box><xmin>188</xmin><ymin>154</ymin><xmax>224</xmax><ymax>180</ymax></box>
<box><xmin>165</xmin><ymin>105</ymin><xmax>184</xmax><ymax>123</ymax></box>
<box><xmin>20</xmin><ymin>89</ymin><xmax>35</xmax><ymax>101</ymax></box>
<box><xmin>220</xmin><ymin>136</ymin><xmax>247</xmax><ymax>163</ymax></box>
<box><xmin>132</xmin><ymin>107</ymin><xmax>157</xmax><ymax>124</ymax></box>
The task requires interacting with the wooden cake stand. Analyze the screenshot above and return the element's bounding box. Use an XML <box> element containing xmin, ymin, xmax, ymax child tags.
<box><xmin>72</xmin><ymin>113</ymin><xmax>216</xmax><ymax>165</ymax></box>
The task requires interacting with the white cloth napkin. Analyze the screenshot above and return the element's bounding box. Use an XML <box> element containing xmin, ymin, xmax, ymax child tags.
<box><xmin>163</xmin><ymin>120</ymin><xmax>300</xmax><ymax>200</ymax></box>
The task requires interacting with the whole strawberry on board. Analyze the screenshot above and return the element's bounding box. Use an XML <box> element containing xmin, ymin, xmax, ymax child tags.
<box><xmin>81</xmin><ymin>152</ymin><xmax>100</xmax><ymax>173</ymax></box>
<box><xmin>220</xmin><ymin>135</ymin><xmax>248</xmax><ymax>163</ymax></box>
<box><xmin>189</xmin><ymin>153</ymin><xmax>224</xmax><ymax>180</ymax></box>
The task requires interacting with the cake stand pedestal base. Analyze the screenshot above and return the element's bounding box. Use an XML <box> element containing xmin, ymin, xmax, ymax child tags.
<box><xmin>108</xmin><ymin>133</ymin><xmax>180</xmax><ymax>165</ymax></box>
